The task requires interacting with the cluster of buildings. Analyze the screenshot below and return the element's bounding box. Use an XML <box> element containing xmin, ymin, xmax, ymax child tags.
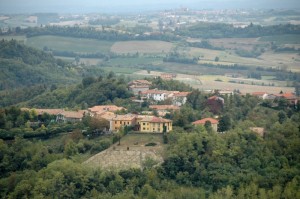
<box><xmin>22</xmin><ymin>79</ymin><xmax>298</xmax><ymax>135</ymax></box>
<box><xmin>252</xmin><ymin>92</ymin><xmax>298</xmax><ymax>106</ymax></box>
<box><xmin>23</xmin><ymin>104</ymin><xmax>173</xmax><ymax>133</ymax></box>
<box><xmin>128</xmin><ymin>79</ymin><xmax>190</xmax><ymax>107</ymax></box>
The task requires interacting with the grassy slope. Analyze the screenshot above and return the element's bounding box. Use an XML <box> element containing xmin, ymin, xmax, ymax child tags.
<box><xmin>26</xmin><ymin>35</ymin><xmax>114</xmax><ymax>53</ymax></box>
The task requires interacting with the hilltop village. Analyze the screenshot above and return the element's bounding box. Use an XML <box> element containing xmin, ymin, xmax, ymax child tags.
<box><xmin>21</xmin><ymin>77</ymin><xmax>298</xmax><ymax>136</ymax></box>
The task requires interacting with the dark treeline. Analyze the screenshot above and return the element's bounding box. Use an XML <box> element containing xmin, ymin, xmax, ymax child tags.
<box><xmin>163</xmin><ymin>52</ymin><xmax>198</xmax><ymax>64</ymax></box>
<box><xmin>16</xmin><ymin>26</ymin><xmax>179</xmax><ymax>42</ymax></box>
<box><xmin>178</xmin><ymin>22</ymin><xmax>300</xmax><ymax>38</ymax></box>
<box><xmin>88</xmin><ymin>17</ymin><xmax>120</xmax><ymax>26</ymax></box>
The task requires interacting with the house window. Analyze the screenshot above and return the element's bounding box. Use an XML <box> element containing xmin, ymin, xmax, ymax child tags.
<box><xmin>127</xmin><ymin>122</ymin><xmax>129</xmax><ymax>125</ymax></box>
<box><xmin>143</xmin><ymin>123</ymin><xmax>146</xmax><ymax>125</ymax></box>
<box><xmin>143</xmin><ymin>128</ymin><xmax>146</xmax><ymax>130</ymax></box>
<box><xmin>115</xmin><ymin>121</ymin><xmax>117</xmax><ymax>124</ymax></box>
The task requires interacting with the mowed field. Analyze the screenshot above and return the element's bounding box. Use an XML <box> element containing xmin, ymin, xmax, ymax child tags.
<box><xmin>26</xmin><ymin>35</ymin><xmax>114</xmax><ymax>53</ymax></box>
<box><xmin>135</xmin><ymin>70</ymin><xmax>294</xmax><ymax>94</ymax></box>
<box><xmin>111</xmin><ymin>40</ymin><xmax>174</xmax><ymax>54</ymax></box>
<box><xmin>259</xmin><ymin>34</ymin><xmax>300</xmax><ymax>45</ymax></box>
<box><xmin>184</xmin><ymin>46</ymin><xmax>300</xmax><ymax>71</ymax></box>
<box><xmin>209</xmin><ymin>37</ymin><xmax>263</xmax><ymax>51</ymax></box>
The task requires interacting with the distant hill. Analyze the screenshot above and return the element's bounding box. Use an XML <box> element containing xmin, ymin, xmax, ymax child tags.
<box><xmin>0</xmin><ymin>39</ymin><xmax>81</xmax><ymax>90</ymax></box>
<box><xmin>19</xmin><ymin>75</ymin><xmax>133</xmax><ymax>109</ymax></box>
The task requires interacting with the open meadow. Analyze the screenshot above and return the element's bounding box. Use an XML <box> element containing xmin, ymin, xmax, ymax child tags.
<box><xmin>26</xmin><ymin>35</ymin><xmax>114</xmax><ymax>53</ymax></box>
<box><xmin>209</xmin><ymin>37</ymin><xmax>263</xmax><ymax>50</ymax></box>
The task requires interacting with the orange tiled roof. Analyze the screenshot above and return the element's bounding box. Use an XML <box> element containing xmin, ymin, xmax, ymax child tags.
<box><xmin>276</xmin><ymin>92</ymin><xmax>296</xmax><ymax>99</ymax></box>
<box><xmin>173</xmin><ymin>92</ymin><xmax>191</xmax><ymax>97</ymax></box>
<box><xmin>140</xmin><ymin>116</ymin><xmax>171</xmax><ymax>123</ymax></box>
<box><xmin>112</xmin><ymin>114</ymin><xmax>136</xmax><ymax>121</ymax></box>
<box><xmin>59</xmin><ymin>111</ymin><xmax>84</xmax><ymax>119</ymax></box>
<box><xmin>192</xmin><ymin>118</ymin><xmax>219</xmax><ymax>125</ymax></box>
<box><xmin>88</xmin><ymin>105</ymin><xmax>125</xmax><ymax>113</ymax></box>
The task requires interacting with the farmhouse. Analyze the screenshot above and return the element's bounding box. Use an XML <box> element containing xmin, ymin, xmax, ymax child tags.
<box><xmin>56</xmin><ymin>110</ymin><xmax>86</xmax><ymax>123</ymax></box>
<box><xmin>108</xmin><ymin>114</ymin><xmax>173</xmax><ymax>133</ymax></box>
<box><xmin>128</xmin><ymin>79</ymin><xmax>152</xmax><ymax>95</ymax></box>
<box><xmin>110</xmin><ymin>114</ymin><xmax>137</xmax><ymax>131</ymax></box>
<box><xmin>192</xmin><ymin>118</ymin><xmax>219</xmax><ymax>132</ymax></box>
<box><xmin>88</xmin><ymin>105</ymin><xmax>125</xmax><ymax>116</ymax></box>
<box><xmin>137</xmin><ymin>116</ymin><xmax>172</xmax><ymax>133</ymax></box>
<box><xmin>172</xmin><ymin>92</ymin><xmax>190</xmax><ymax>106</ymax></box>
<box><xmin>276</xmin><ymin>92</ymin><xmax>298</xmax><ymax>106</ymax></box>
<box><xmin>149</xmin><ymin>105</ymin><xmax>180</xmax><ymax>116</ymax></box>
<box><xmin>160</xmin><ymin>73</ymin><xmax>177</xmax><ymax>80</ymax></box>
<box><xmin>252</xmin><ymin>92</ymin><xmax>268</xmax><ymax>99</ymax></box>
<box><xmin>129</xmin><ymin>85</ymin><xmax>150</xmax><ymax>95</ymax></box>
<box><xmin>141</xmin><ymin>89</ymin><xmax>179</xmax><ymax>102</ymax></box>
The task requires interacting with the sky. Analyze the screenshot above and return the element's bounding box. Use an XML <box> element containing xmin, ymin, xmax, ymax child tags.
<box><xmin>0</xmin><ymin>0</ymin><xmax>299</xmax><ymax>13</ymax></box>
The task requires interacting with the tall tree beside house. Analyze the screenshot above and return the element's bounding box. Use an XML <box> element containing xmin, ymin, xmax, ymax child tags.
<box><xmin>218</xmin><ymin>115</ymin><xmax>231</xmax><ymax>132</ymax></box>
<box><xmin>204</xmin><ymin>120</ymin><xmax>213</xmax><ymax>133</ymax></box>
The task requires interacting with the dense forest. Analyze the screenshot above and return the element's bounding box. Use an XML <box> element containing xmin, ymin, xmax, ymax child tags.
<box><xmin>0</xmin><ymin>40</ymin><xmax>111</xmax><ymax>92</ymax></box>
<box><xmin>0</xmin><ymin>40</ymin><xmax>76</xmax><ymax>90</ymax></box>
<box><xmin>0</xmin><ymin>88</ymin><xmax>299</xmax><ymax>198</ymax></box>
<box><xmin>0</xmin><ymin>16</ymin><xmax>300</xmax><ymax>199</ymax></box>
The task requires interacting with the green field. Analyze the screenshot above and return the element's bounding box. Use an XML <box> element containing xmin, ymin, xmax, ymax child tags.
<box><xmin>0</xmin><ymin>35</ymin><xmax>27</xmax><ymax>42</ymax></box>
<box><xmin>111</xmin><ymin>40</ymin><xmax>174</xmax><ymax>54</ymax></box>
<box><xmin>26</xmin><ymin>35</ymin><xmax>114</xmax><ymax>53</ymax></box>
<box><xmin>108</xmin><ymin>57</ymin><xmax>162</xmax><ymax>67</ymax></box>
<box><xmin>100</xmin><ymin>66</ymin><xmax>140</xmax><ymax>74</ymax></box>
<box><xmin>259</xmin><ymin>34</ymin><xmax>300</xmax><ymax>44</ymax></box>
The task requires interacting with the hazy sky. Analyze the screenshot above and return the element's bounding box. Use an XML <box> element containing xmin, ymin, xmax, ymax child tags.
<box><xmin>0</xmin><ymin>0</ymin><xmax>299</xmax><ymax>13</ymax></box>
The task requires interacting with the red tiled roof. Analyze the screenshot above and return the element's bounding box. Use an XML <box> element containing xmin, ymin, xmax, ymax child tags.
<box><xmin>277</xmin><ymin>92</ymin><xmax>296</xmax><ymax>99</ymax></box>
<box><xmin>192</xmin><ymin>118</ymin><xmax>219</xmax><ymax>125</ymax></box>
<box><xmin>173</xmin><ymin>92</ymin><xmax>191</xmax><ymax>97</ymax></box>
<box><xmin>59</xmin><ymin>111</ymin><xmax>84</xmax><ymax>119</ymax></box>
<box><xmin>141</xmin><ymin>116</ymin><xmax>172</xmax><ymax>123</ymax></box>
<box><xmin>88</xmin><ymin>105</ymin><xmax>125</xmax><ymax>113</ymax></box>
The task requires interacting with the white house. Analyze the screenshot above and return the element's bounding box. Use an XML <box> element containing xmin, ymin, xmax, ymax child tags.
<box><xmin>141</xmin><ymin>89</ymin><xmax>179</xmax><ymax>102</ymax></box>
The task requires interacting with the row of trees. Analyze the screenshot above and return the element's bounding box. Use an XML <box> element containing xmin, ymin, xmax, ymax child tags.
<box><xmin>19</xmin><ymin>26</ymin><xmax>179</xmax><ymax>42</ymax></box>
<box><xmin>178</xmin><ymin>22</ymin><xmax>300</xmax><ymax>39</ymax></box>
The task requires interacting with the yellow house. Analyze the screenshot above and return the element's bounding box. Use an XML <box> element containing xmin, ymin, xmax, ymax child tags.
<box><xmin>110</xmin><ymin>115</ymin><xmax>136</xmax><ymax>131</ymax></box>
<box><xmin>137</xmin><ymin>116</ymin><xmax>172</xmax><ymax>133</ymax></box>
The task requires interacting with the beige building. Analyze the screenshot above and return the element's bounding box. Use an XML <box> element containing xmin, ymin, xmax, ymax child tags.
<box><xmin>192</xmin><ymin>118</ymin><xmax>219</xmax><ymax>132</ymax></box>
<box><xmin>88</xmin><ymin>105</ymin><xmax>125</xmax><ymax>117</ymax></box>
<box><xmin>137</xmin><ymin>116</ymin><xmax>172</xmax><ymax>133</ymax></box>
<box><xmin>110</xmin><ymin>114</ymin><xmax>137</xmax><ymax>131</ymax></box>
